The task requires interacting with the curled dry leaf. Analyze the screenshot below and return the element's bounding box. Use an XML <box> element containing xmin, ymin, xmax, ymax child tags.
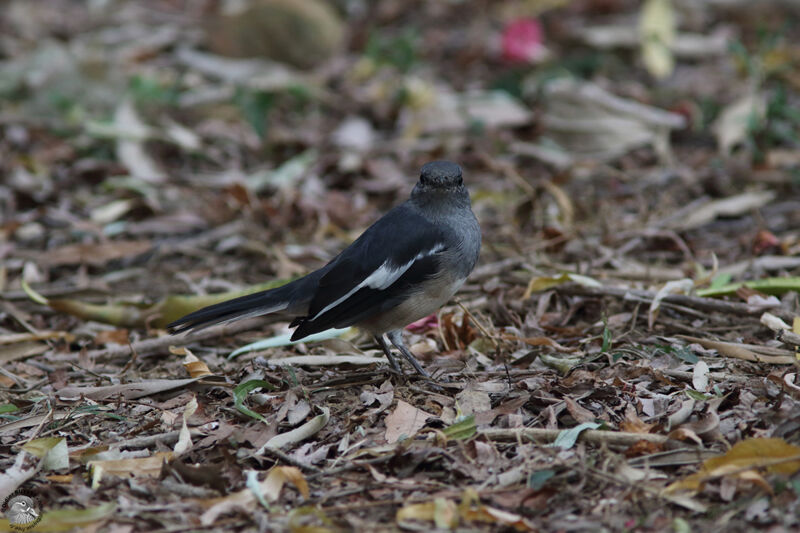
<box><xmin>665</xmin><ymin>438</ymin><xmax>800</xmax><ymax>495</ymax></box>
<box><xmin>396</xmin><ymin>489</ymin><xmax>536</xmax><ymax>531</ymax></box>
<box><xmin>57</xmin><ymin>378</ymin><xmax>207</xmax><ymax>401</ymax></box>
<box><xmin>540</xmin><ymin>79</ymin><xmax>685</xmax><ymax>163</ymax></box>
<box><xmin>648</xmin><ymin>278</ymin><xmax>693</xmax><ymax>329</ymax></box>
<box><xmin>200</xmin><ymin>466</ymin><xmax>309</xmax><ymax>525</ymax></box>
<box><xmin>714</xmin><ymin>91</ymin><xmax>767</xmax><ymax>155</ymax></box>
<box><xmin>174</xmin><ymin>396</ymin><xmax>198</xmax><ymax>456</ymax></box>
<box><xmin>171</xmin><ymin>346</ymin><xmax>214</xmax><ymax>379</ymax></box>
<box><xmin>676</xmin><ymin>191</ymin><xmax>776</xmax><ymax>231</ymax></box>
<box><xmin>260</xmin><ymin>407</ymin><xmax>330</xmax><ymax>451</ymax></box>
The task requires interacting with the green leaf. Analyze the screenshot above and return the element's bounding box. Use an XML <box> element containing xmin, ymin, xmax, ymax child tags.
<box><xmin>528</xmin><ymin>469</ymin><xmax>556</xmax><ymax>490</ymax></box>
<box><xmin>234</xmin><ymin>88</ymin><xmax>275</xmax><ymax>139</ymax></box>
<box><xmin>550</xmin><ymin>422</ymin><xmax>601</xmax><ymax>450</ymax></box>
<box><xmin>709</xmin><ymin>273</ymin><xmax>732</xmax><ymax>289</ymax></box>
<box><xmin>790</xmin><ymin>477</ymin><xmax>800</xmax><ymax>495</ymax></box>
<box><xmin>0</xmin><ymin>403</ymin><xmax>19</xmax><ymax>414</ymax></box>
<box><xmin>697</xmin><ymin>277</ymin><xmax>800</xmax><ymax>297</ymax></box>
<box><xmin>441</xmin><ymin>415</ymin><xmax>476</xmax><ymax>441</ymax></box>
<box><xmin>672</xmin><ymin>517</ymin><xmax>691</xmax><ymax>533</ymax></box>
<box><xmin>233</xmin><ymin>380</ymin><xmax>276</xmax><ymax>423</ymax></box>
<box><xmin>685</xmin><ymin>389</ymin><xmax>712</xmax><ymax>401</ymax></box>
<box><xmin>671</xmin><ymin>346</ymin><xmax>698</xmax><ymax>364</ymax></box>
<box><xmin>13</xmin><ymin>502</ymin><xmax>117</xmax><ymax>532</ymax></box>
<box><xmin>601</xmin><ymin>319</ymin><xmax>612</xmax><ymax>353</ymax></box>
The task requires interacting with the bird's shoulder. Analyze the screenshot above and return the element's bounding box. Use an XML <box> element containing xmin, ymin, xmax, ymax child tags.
<box><xmin>320</xmin><ymin>202</ymin><xmax>446</xmax><ymax>285</ymax></box>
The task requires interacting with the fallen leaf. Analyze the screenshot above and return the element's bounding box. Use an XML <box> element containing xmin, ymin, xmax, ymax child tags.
<box><xmin>200</xmin><ymin>466</ymin><xmax>308</xmax><ymax>525</ymax></box>
<box><xmin>34</xmin><ymin>240</ymin><xmax>152</xmax><ymax>267</ymax></box>
<box><xmin>114</xmin><ymin>100</ymin><xmax>165</xmax><ymax>183</ymax></box>
<box><xmin>57</xmin><ymin>378</ymin><xmax>206</xmax><ymax>401</ymax></box>
<box><xmin>172</xmin><ymin>346</ymin><xmax>213</xmax><ymax>378</ymax></box>
<box><xmin>639</xmin><ymin>0</ymin><xmax>675</xmax><ymax>79</ymax></box>
<box><xmin>714</xmin><ymin>91</ymin><xmax>767</xmax><ymax>155</ymax></box>
<box><xmin>541</xmin><ymin>79</ymin><xmax>685</xmax><ymax>163</ymax></box>
<box><xmin>21</xmin><ymin>438</ymin><xmax>68</xmax><ymax>471</ymax></box>
<box><xmin>0</xmin><ymin>502</ymin><xmax>117</xmax><ymax>532</ymax></box>
<box><xmin>88</xmin><ymin>452</ymin><xmax>172</xmax><ymax>488</ymax></box>
<box><xmin>692</xmin><ymin>361</ymin><xmax>710</xmax><ymax>392</ymax></box>
<box><xmin>384</xmin><ymin>400</ymin><xmax>433</xmax><ymax>444</ymax></box>
<box><xmin>648</xmin><ymin>278</ymin><xmax>694</xmax><ymax>329</ymax></box>
<box><xmin>666</xmin><ymin>438</ymin><xmax>800</xmax><ymax>494</ymax></box>
<box><xmin>455</xmin><ymin>387</ymin><xmax>492</xmax><ymax>417</ymax></box>
<box><xmin>260</xmin><ymin>407</ymin><xmax>330</xmax><ymax>451</ymax></box>
<box><xmin>550</xmin><ymin>422</ymin><xmax>602</xmax><ymax>450</ymax></box>
<box><xmin>676</xmin><ymin>191</ymin><xmax>776</xmax><ymax>231</ymax></box>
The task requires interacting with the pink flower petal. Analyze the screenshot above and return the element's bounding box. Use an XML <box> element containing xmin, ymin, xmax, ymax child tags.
<box><xmin>502</xmin><ymin>18</ymin><xmax>544</xmax><ymax>64</ymax></box>
<box><xmin>405</xmin><ymin>314</ymin><xmax>438</xmax><ymax>333</ymax></box>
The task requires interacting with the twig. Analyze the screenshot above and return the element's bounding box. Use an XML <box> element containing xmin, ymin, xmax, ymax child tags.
<box><xmin>456</xmin><ymin>301</ymin><xmax>500</xmax><ymax>350</ymax></box>
<box><xmin>480</xmin><ymin>427</ymin><xmax>686</xmax><ymax>449</ymax></box>
<box><xmin>558</xmin><ymin>284</ymin><xmax>796</xmax><ymax>321</ymax></box>
<box><xmin>471</xmin><ymin>258</ymin><xmax>524</xmax><ymax>281</ymax></box>
<box><xmin>317</xmin><ymin>485</ymin><xmax>531</xmax><ymax>513</ymax></box>
<box><xmin>259</xmin><ymin>446</ymin><xmax>322</xmax><ymax>473</ymax></box>
<box><xmin>109</xmin><ymin>429</ymin><xmax>205</xmax><ymax>450</ymax></box>
<box><xmin>47</xmin><ymin>319</ymin><xmax>266</xmax><ymax>362</ymax></box>
<box><xmin>659</xmin><ymin>369</ymin><xmax>750</xmax><ymax>383</ymax></box>
<box><xmin>676</xmin><ymin>335</ymin><xmax>796</xmax><ymax>365</ymax></box>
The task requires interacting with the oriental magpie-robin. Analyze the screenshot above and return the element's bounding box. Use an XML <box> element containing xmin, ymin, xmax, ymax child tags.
<box><xmin>167</xmin><ymin>161</ymin><xmax>481</xmax><ymax>376</ymax></box>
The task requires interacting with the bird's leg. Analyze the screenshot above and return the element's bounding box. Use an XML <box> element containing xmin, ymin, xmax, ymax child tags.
<box><xmin>386</xmin><ymin>330</ymin><xmax>430</xmax><ymax>378</ymax></box>
<box><xmin>374</xmin><ymin>335</ymin><xmax>402</xmax><ymax>373</ymax></box>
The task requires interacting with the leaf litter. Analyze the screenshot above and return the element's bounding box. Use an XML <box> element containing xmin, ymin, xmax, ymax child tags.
<box><xmin>1</xmin><ymin>0</ymin><xmax>800</xmax><ymax>531</ymax></box>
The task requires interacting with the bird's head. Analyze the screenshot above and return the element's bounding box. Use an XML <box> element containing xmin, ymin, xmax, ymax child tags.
<box><xmin>416</xmin><ymin>160</ymin><xmax>463</xmax><ymax>191</ymax></box>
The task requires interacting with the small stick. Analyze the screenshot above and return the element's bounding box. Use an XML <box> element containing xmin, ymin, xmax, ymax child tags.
<box><xmin>558</xmin><ymin>284</ymin><xmax>796</xmax><ymax>321</ymax></box>
<box><xmin>480</xmin><ymin>427</ymin><xmax>685</xmax><ymax>449</ymax></box>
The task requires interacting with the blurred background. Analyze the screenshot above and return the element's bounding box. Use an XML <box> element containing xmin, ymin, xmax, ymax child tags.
<box><xmin>1</xmin><ymin>0</ymin><xmax>799</xmax><ymax>325</ymax></box>
<box><xmin>2</xmin><ymin>2</ymin><xmax>800</xmax><ymax>529</ymax></box>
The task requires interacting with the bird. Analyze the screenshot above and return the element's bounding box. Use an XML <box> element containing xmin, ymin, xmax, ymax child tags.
<box><xmin>167</xmin><ymin>161</ymin><xmax>481</xmax><ymax>376</ymax></box>
<box><xmin>6</xmin><ymin>495</ymin><xmax>38</xmax><ymax>525</ymax></box>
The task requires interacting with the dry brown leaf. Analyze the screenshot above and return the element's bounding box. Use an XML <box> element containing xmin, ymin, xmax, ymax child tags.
<box><xmin>200</xmin><ymin>466</ymin><xmax>309</xmax><ymax>525</ymax></box>
<box><xmin>94</xmin><ymin>329</ymin><xmax>130</xmax><ymax>346</ymax></box>
<box><xmin>666</xmin><ymin>438</ymin><xmax>800</xmax><ymax>494</ymax></box>
<box><xmin>88</xmin><ymin>452</ymin><xmax>172</xmax><ymax>488</ymax></box>
<box><xmin>620</xmin><ymin>404</ymin><xmax>655</xmax><ymax>434</ymax></box>
<box><xmin>171</xmin><ymin>346</ymin><xmax>214</xmax><ymax>378</ymax></box>
<box><xmin>455</xmin><ymin>387</ymin><xmax>492</xmax><ymax>417</ymax></box>
<box><xmin>384</xmin><ymin>400</ymin><xmax>434</xmax><ymax>444</ymax></box>
<box><xmin>261</xmin><ymin>466</ymin><xmax>310</xmax><ymax>501</ymax></box>
<box><xmin>678</xmin><ymin>335</ymin><xmax>796</xmax><ymax>365</ymax></box>
<box><xmin>36</xmin><ymin>240</ymin><xmax>152</xmax><ymax>267</ymax></box>
<box><xmin>667</xmin><ymin>427</ymin><xmax>703</xmax><ymax>446</ymax></box>
<box><xmin>564</xmin><ymin>397</ymin><xmax>595</xmax><ymax>424</ymax></box>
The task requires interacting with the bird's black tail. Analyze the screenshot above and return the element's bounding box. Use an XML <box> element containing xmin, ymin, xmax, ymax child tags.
<box><xmin>166</xmin><ymin>274</ymin><xmax>319</xmax><ymax>335</ymax></box>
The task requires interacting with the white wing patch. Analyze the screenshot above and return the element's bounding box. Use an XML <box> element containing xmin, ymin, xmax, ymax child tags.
<box><xmin>311</xmin><ymin>243</ymin><xmax>445</xmax><ymax>320</ymax></box>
